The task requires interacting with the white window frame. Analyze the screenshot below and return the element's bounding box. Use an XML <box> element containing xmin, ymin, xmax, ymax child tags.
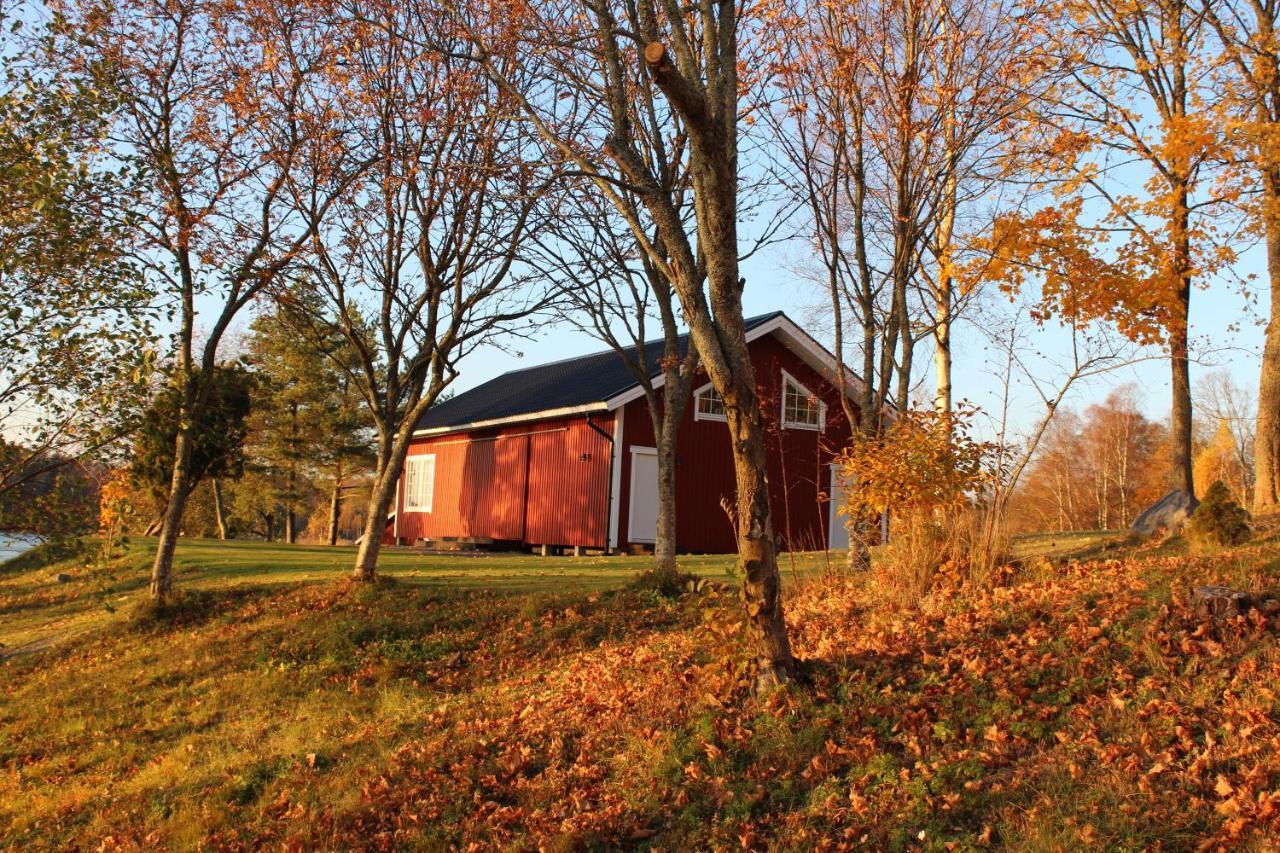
<box><xmin>780</xmin><ymin>369</ymin><xmax>825</xmax><ymax>431</ymax></box>
<box><xmin>693</xmin><ymin>381</ymin><xmax>728</xmax><ymax>423</ymax></box>
<box><xmin>403</xmin><ymin>454</ymin><xmax>436</xmax><ymax>512</ymax></box>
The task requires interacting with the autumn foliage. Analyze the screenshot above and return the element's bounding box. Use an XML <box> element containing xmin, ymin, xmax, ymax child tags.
<box><xmin>1010</xmin><ymin>387</ymin><xmax>1173</xmax><ymax>532</ymax></box>
<box><xmin>835</xmin><ymin>407</ymin><xmax>999</xmax><ymax>600</ymax></box>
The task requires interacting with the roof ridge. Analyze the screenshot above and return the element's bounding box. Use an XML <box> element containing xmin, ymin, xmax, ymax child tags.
<box><xmin>501</xmin><ymin>310</ymin><xmax>785</xmax><ymax>376</ymax></box>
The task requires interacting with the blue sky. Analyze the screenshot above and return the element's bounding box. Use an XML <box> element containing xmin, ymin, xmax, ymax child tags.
<box><xmin>429</xmin><ymin>236</ymin><xmax>1265</xmax><ymax>443</ymax></box>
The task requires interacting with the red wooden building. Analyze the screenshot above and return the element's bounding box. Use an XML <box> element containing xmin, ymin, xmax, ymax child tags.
<box><xmin>385</xmin><ymin>312</ymin><xmax>863</xmax><ymax>553</ymax></box>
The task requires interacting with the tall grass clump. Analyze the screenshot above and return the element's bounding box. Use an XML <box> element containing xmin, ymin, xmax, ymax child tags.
<box><xmin>834</xmin><ymin>406</ymin><xmax>1004</xmax><ymax>604</ymax></box>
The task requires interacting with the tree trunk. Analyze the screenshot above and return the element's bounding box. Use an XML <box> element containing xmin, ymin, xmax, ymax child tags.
<box><xmin>212</xmin><ymin>478</ymin><xmax>228</xmax><ymax>540</ymax></box>
<box><xmin>353</xmin><ymin>431</ymin><xmax>413</xmax><ymax>580</ymax></box>
<box><xmin>653</xmin><ymin>427</ymin><xmax>679</xmax><ymax>571</ymax></box>
<box><xmin>149</xmin><ymin>425</ymin><xmax>196</xmax><ymax>603</ymax></box>
<box><xmin>1255</xmin><ymin>174</ymin><xmax>1280</xmax><ymax>514</ymax></box>
<box><xmin>1170</xmin><ymin>191</ymin><xmax>1195</xmax><ymax>498</ymax></box>
<box><xmin>645</xmin><ymin>306</ymin><xmax>694</xmax><ymax>572</ymax></box>
<box><xmin>286</xmin><ymin>403</ymin><xmax>299</xmax><ymax>544</ymax></box>
<box><xmin>327</xmin><ymin>477</ymin><xmax>342</xmax><ymax>546</ymax></box>
<box><xmin>934</xmin><ymin>168</ymin><xmax>956</xmax><ymax>418</ymax></box>
<box><xmin>724</xmin><ymin>400</ymin><xmax>794</xmax><ymax>688</ymax></box>
<box><xmin>705</xmin><ymin>200</ymin><xmax>793</xmax><ymax>685</ymax></box>
<box><xmin>640</xmin><ymin>40</ymin><xmax>795</xmax><ymax>688</ymax></box>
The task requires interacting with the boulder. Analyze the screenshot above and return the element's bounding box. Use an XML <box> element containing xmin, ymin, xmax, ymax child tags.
<box><xmin>1131</xmin><ymin>489</ymin><xmax>1199</xmax><ymax>537</ymax></box>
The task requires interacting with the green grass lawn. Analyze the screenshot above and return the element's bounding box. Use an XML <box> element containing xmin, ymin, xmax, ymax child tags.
<box><xmin>0</xmin><ymin>532</ymin><xmax>1123</xmax><ymax>657</ymax></box>
<box><xmin>0</xmin><ymin>537</ymin><xmax>840</xmax><ymax>654</ymax></box>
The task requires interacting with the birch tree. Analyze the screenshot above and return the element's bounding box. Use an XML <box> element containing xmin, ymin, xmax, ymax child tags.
<box><xmin>769</xmin><ymin>0</ymin><xmax>1043</xmax><ymax>430</ymax></box>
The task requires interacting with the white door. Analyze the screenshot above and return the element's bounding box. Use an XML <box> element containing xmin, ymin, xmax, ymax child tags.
<box><xmin>628</xmin><ymin>447</ymin><xmax>659</xmax><ymax>544</ymax></box>
<box><xmin>828</xmin><ymin>465</ymin><xmax>850</xmax><ymax>550</ymax></box>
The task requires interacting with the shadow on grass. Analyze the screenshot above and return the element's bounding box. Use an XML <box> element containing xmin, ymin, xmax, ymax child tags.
<box><xmin>125</xmin><ymin>585</ymin><xmax>271</xmax><ymax>633</ymax></box>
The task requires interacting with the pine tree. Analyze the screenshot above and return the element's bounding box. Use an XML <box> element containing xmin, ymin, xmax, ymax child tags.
<box><xmin>242</xmin><ymin>295</ymin><xmax>372</xmax><ymax>544</ymax></box>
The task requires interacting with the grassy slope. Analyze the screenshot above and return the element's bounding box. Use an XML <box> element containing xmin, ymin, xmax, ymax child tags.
<box><xmin>1</xmin><ymin>538</ymin><xmax>829</xmax><ymax>653</ymax></box>
<box><xmin>3</xmin><ymin>532</ymin><xmax>1280</xmax><ymax>849</ymax></box>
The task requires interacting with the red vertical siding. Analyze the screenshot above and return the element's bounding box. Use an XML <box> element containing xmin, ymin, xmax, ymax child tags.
<box><xmin>394</xmin><ymin>413</ymin><xmax>613</xmax><ymax>548</ymax></box>
<box><xmin>524</xmin><ymin>419</ymin><xmax>613</xmax><ymax>547</ymax></box>
<box><xmin>617</xmin><ymin>333</ymin><xmax>858</xmax><ymax>553</ymax></box>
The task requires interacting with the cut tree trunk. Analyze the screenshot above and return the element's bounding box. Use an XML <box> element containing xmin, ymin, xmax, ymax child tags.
<box><xmin>639</xmin><ymin>39</ymin><xmax>796</xmax><ymax>688</ymax></box>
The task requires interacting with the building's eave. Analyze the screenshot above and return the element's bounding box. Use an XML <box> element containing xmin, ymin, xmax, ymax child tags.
<box><xmin>412</xmin><ymin>402</ymin><xmax>610</xmax><ymax>438</ymax></box>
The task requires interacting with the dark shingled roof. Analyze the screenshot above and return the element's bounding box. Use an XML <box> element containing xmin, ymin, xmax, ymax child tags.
<box><xmin>417</xmin><ymin>312</ymin><xmax>785</xmax><ymax>431</ymax></box>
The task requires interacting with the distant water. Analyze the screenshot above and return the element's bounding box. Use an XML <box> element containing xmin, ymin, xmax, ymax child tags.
<box><xmin>0</xmin><ymin>532</ymin><xmax>41</xmax><ymax>563</ymax></box>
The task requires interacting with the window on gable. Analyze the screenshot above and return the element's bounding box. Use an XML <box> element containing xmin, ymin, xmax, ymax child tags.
<box><xmin>782</xmin><ymin>373</ymin><xmax>823</xmax><ymax>430</ymax></box>
<box><xmin>694</xmin><ymin>383</ymin><xmax>727</xmax><ymax>421</ymax></box>
<box><xmin>404</xmin><ymin>454</ymin><xmax>436</xmax><ymax>512</ymax></box>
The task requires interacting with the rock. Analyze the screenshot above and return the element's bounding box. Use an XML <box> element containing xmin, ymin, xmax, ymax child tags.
<box><xmin>55</xmin><ymin>573</ymin><xmax>72</xmax><ymax>584</ymax></box>
<box><xmin>1132</xmin><ymin>489</ymin><xmax>1199</xmax><ymax>537</ymax></box>
<box><xmin>1193</xmin><ymin>585</ymin><xmax>1253</xmax><ymax>623</ymax></box>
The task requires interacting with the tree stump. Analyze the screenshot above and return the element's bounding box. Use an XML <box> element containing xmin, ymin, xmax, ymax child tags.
<box><xmin>1193</xmin><ymin>585</ymin><xmax>1253</xmax><ymax>624</ymax></box>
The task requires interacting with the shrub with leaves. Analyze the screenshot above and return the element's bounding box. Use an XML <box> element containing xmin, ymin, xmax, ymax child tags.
<box><xmin>835</xmin><ymin>406</ymin><xmax>999</xmax><ymax>602</ymax></box>
<box><xmin>1187</xmin><ymin>480</ymin><xmax>1252</xmax><ymax>552</ymax></box>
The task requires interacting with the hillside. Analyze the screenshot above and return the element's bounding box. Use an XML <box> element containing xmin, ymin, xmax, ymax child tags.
<box><xmin>2</xmin><ymin>534</ymin><xmax>1279</xmax><ymax>849</ymax></box>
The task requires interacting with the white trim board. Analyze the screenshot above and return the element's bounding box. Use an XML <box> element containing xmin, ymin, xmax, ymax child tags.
<box><xmin>607</xmin><ymin>413</ymin><xmax>624</xmax><ymax>550</ymax></box>
<box><xmin>413</xmin><ymin>403</ymin><xmax>608</xmax><ymax>437</ymax></box>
